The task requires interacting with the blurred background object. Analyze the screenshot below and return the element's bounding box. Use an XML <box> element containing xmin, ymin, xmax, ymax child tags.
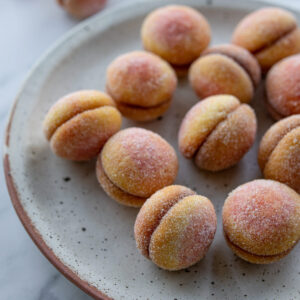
<box><xmin>57</xmin><ymin>0</ymin><xmax>107</xmax><ymax>19</ymax></box>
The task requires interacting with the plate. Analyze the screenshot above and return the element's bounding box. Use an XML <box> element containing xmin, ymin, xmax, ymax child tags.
<box><xmin>4</xmin><ymin>0</ymin><xmax>300</xmax><ymax>299</ymax></box>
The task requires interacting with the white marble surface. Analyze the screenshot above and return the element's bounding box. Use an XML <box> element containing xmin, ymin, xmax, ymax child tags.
<box><xmin>0</xmin><ymin>1</ymin><xmax>299</xmax><ymax>299</ymax></box>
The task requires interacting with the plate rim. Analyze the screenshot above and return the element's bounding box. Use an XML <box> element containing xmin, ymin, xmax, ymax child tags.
<box><xmin>3</xmin><ymin>0</ymin><xmax>300</xmax><ymax>299</ymax></box>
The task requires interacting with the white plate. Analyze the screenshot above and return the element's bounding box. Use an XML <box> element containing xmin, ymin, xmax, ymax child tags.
<box><xmin>4</xmin><ymin>0</ymin><xmax>300</xmax><ymax>299</ymax></box>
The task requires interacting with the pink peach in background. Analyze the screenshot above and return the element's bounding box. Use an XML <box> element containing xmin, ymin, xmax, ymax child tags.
<box><xmin>57</xmin><ymin>0</ymin><xmax>107</xmax><ymax>19</ymax></box>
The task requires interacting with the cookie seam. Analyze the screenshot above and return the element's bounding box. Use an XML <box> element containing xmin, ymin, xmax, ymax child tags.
<box><xmin>201</xmin><ymin>52</ymin><xmax>256</xmax><ymax>88</ymax></box>
<box><xmin>146</xmin><ymin>192</ymin><xmax>196</xmax><ymax>257</ymax></box>
<box><xmin>48</xmin><ymin>105</ymin><xmax>113</xmax><ymax>140</ymax></box>
<box><xmin>189</xmin><ymin>103</ymin><xmax>241</xmax><ymax>159</ymax></box>
<box><xmin>224</xmin><ymin>231</ymin><xmax>296</xmax><ymax>259</ymax></box>
<box><xmin>117</xmin><ymin>98</ymin><xmax>172</xmax><ymax>110</ymax></box>
<box><xmin>252</xmin><ymin>25</ymin><xmax>297</xmax><ymax>55</ymax></box>
<box><xmin>262</xmin><ymin>124</ymin><xmax>300</xmax><ymax>173</ymax></box>
<box><xmin>106</xmin><ymin>83</ymin><xmax>173</xmax><ymax>109</ymax></box>
<box><xmin>97</xmin><ymin>156</ymin><xmax>146</xmax><ymax>206</ymax></box>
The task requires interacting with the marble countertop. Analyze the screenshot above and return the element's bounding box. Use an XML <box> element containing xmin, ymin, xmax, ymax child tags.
<box><xmin>1</xmin><ymin>1</ymin><xmax>299</xmax><ymax>299</ymax></box>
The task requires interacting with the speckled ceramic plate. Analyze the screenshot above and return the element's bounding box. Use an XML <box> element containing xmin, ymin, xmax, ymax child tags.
<box><xmin>4</xmin><ymin>0</ymin><xmax>300</xmax><ymax>299</ymax></box>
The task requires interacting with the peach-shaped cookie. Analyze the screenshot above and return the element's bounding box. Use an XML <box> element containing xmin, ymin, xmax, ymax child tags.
<box><xmin>106</xmin><ymin>51</ymin><xmax>177</xmax><ymax>121</ymax></box>
<box><xmin>178</xmin><ymin>95</ymin><xmax>257</xmax><ymax>171</ymax></box>
<box><xmin>96</xmin><ymin>128</ymin><xmax>178</xmax><ymax>207</ymax></box>
<box><xmin>223</xmin><ymin>179</ymin><xmax>300</xmax><ymax>264</ymax></box>
<box><xmin>134</xmin><ymin>185</ymin><xmax>217</xmax><ymax>270</ymax></box>
<box><xmin>189</xmin><ymin>44</ymin><xmax>261</xmax><ymax>103</ymax></box>
<box><xmin>266</xmin><ymin>55</ymin><xmax>300</xmax><ymax>120</ymax></box>
<box><xmin>43</xmin><ymin>90</ymin><xmax>121</xmax><ymax>161</ymax></box>
<box><xmin>258</xmin><ymin>115</ymin><xmax>300</xmax><ymax>193</ymax></box>
<box><xmin>141</xmin><ymin>5</ymin><xmax>210</xmax><ymax>74</ymax></box>
<box><xmin>232</xmin><ymin>7</ymin><xmax>300</xmax><ymax>71</ymax></box>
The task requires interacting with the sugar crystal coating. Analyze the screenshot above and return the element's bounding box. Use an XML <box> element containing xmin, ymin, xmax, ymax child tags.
<box><xmin>141</xmin><ymin>5</ymin><xmax>211</xmax><ymax>66</ymax></box>
<box><xmin>106</xmin><ymin>51</ymin><xmax>177</xmax><ymax>121</ymax></box>
<box><xmin>178</xmin><ymin>95</ymin><xmax>257</xmax><ymax>171</ymax></box>
<box><xmin>223</xmin><ymin>180</ymin><xmax>300</xmax><ymax>264</ymax></box>
<box><xmin>224</xmin><ymin>232</ymin><xmax>294</xmax><ymax>264</ymax></box>
<box><xmin>96</xmin><ymin>157</ymin><xmax>146</xmax><ymax>208</ymax></box>
<box><xmin>51</xmin><ymin>106</ymin><xmax>121</xmax><ymax>161</ymax></box>
<box><xmin>115</xmin><ymin>99</ymin><xmax>172</xmax><ymax>122</ymax></box>
<box><xmin>232</xmin><ymin>7</ymin><xmax>296</xmax><ymax>52</ymax></box>
<box><xmin>195</xmin><ymin>104</ymin><xmax>256</xmax><ymax>171</ymax></box>
<box><xmin>264</xmin><ymin>127</ymin><xmax>300</xmax><ymax>193</ymax></box>
<box><xmin>178</xmin><ymin>95</ymin><xmax>240</xmax><ymax>158</ymax></box>
<box><xmin>43</xmin><ymin>90</ymin><xmax>121</xmax><ymax>161</ymax></box>
<box><xmin>266</xmin><ymin>54</ymin><xmax>300</xmax><ymax>119</ymax></box>
<box><xmin>98</xmin><ymin>128</ymin><xmax>178</xmax><ymax>205</ymax></box>
<box><xmin>202</xmin><ymin>44</ymin><xmax>261</xmax><ymax>87</ymax></box>
<box><xmin>232</xmin><ymin>7</ymin><xmax>300</xmax><ymax>71</ymax></box>
<box><xmin>255</xmin><ymin>28</ymin><xmax>300</xmax><ymax>72</ymax></box>
<box><xmin>258</xmin><ymin>115</ymin><xmax>300</xmax><ymax>169</ymax></box>
<box><xmin>258</xmin><ymin>115</ymin><xmax>300</xmax><ymax>193</ymax></box>
<box><xmin>134</xmin><ymin>185</ymin><xmax>216</xmax><ymax>270</ymax></box>
<box><xmin>189</xmin><ymin>53</ymin><xmax>254</xmax><ymax>103</ymax></box>
<box><xmin>43</xmin><ymin>90</ymin><xmax>115</xmax><ymax>140</ymax></box>
<box><xmin>134</xmin><ymin>185</ymin><xmax>196</xmax><ymax>257</ymax></box>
